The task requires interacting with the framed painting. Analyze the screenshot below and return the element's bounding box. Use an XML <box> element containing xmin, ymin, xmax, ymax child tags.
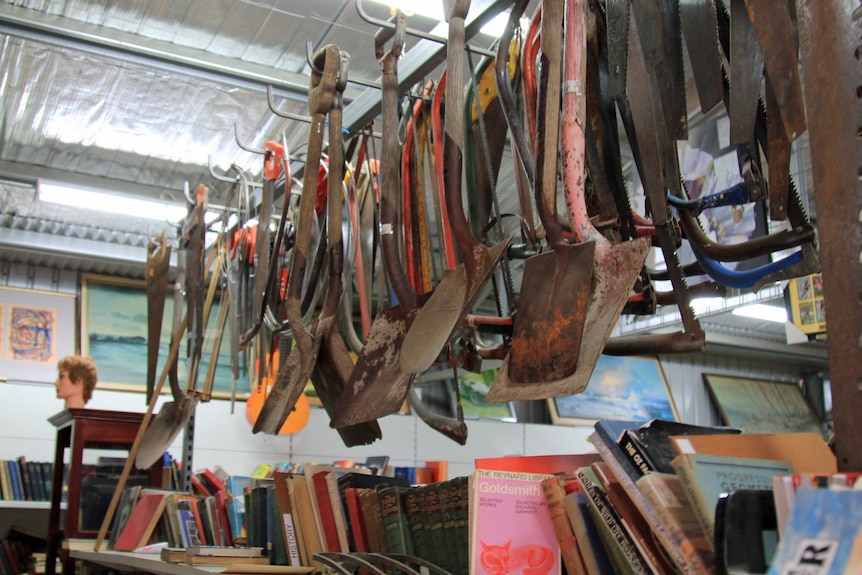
<box><xmin>0</xmin><ymin>286</ymin><xmax>76</xmax><ymax>383</ymax></box>
<box><xmin>547</xmin><ymin>355</ymin><xmax>678</xmax><ymax>426</ymax></box>
<box><xmin>451</xmin><ymin>367</ymin><xmax>516</xmax><ymax>421</ymax></box>
<box><xmin>702</xmin><ymin>373</ymin><xmax>825</xmax><ymax>437</ymax></box>
<box><xmin>81</xmin><ymin>274</ymin><xmax>248</xmax><ymax>400</ymax></box>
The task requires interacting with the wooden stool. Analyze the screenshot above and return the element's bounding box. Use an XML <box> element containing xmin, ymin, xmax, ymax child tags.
<box><xmin>45</xmin><ymin>409</ymin><xmax>164</xmax><ymax>575</ymax></box>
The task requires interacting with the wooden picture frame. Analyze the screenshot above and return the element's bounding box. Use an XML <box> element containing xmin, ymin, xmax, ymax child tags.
<box><xmin>702</xmin><ymin>373</ymin><xmax>825</xmax><ymax>437</ymax></box>
<box><xmin>547</xmin><ymin>355</ymin><xmax>678</xmax><ymax>426</ymax></box>
<box><xmin>0</xmin><ymin>286</ymin><xmax>76</xmax><ymax>383</ymax></box>
<box><xmin>81</xmin><ymin>273</ymin><xmax>247</xmax><ymax>400</ymax></box>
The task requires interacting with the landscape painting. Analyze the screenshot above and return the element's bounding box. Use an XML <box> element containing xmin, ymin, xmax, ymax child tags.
<box><xmin>81</xmin><ymin>274</ymin><xmax>246</xmax><ymax>399</ymax></box>
<box><xmin>548</xmin><ymin>355</ymin><xmax>678</xmax><ymax>426</ymax></box>
<box><xmin>703</xmin><ymin>373</ymin><xmax>825</xmax><ymax>437</ymax></box>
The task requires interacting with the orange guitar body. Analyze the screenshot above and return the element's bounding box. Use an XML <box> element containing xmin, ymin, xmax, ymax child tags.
<box><xmin>245</xmin><ymin>348</ymin><xmax>310</xmax><ymax>434</ymax></box>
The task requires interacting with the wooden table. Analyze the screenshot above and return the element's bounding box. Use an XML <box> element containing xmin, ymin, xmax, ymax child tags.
<box><xmin>46</xmin><ymin>409</ymin><xmax>163</xmax><ymax>575</ymax></box>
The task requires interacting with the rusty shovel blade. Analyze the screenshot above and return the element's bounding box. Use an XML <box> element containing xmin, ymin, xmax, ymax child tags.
<box><xmin>330</xmin><ymin>292</ymin><xmax>432</xmax><ymax>428</ymax></box>
<box><xmin>487</xmin><ymin>238</ymin><xmax>649</xmax><ymax>402</ymax></box>
<box><xmin>507</xmin><ymin>241</ymin><xmax>595</xmax><ymax>383</ymax></box>
<box><xmin>400</xmin><ymin>239</ymin><xmax>509</xmax><ymax>375</ymax></box>
<box><xmin>135</xmin><ymin>394</ymin><xmax>199</xmax><ymax>469</ymax></box>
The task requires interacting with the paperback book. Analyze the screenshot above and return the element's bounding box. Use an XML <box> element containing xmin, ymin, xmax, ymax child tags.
<box><xmin>470</xmin><ymin>469</ymin><xmax>559</xmax><ymax>575</ymax></box>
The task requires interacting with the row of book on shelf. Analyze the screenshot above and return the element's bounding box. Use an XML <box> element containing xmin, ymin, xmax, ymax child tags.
<box><xmin>98</xmin><ymin>418</ymin><xmax>862</xmax><ymax>575</ymax></box>
<box><xmin>0</xmin><ymin>534</ymin><xmax>31</xmax><ymax>575</ymax></box>
<box><xmin>0</xmin><ymin>458</ymin><xmax>53</xmax><ymax>502</ymax></box>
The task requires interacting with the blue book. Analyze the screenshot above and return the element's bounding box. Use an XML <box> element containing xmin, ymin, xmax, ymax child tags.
<box><xmin>7</xmin><ymin>460</ymin><xmax>24</xmax><ymax>500</ymax></box>
<box><xmin>226</xmin><ymin>475</ymin><xmax>252</xmax><ymax>498</ymax></box>
<box><xmin>768</xmin><ymin>487</ymin><xmax>862</xmax><ymax>575</ymax></box>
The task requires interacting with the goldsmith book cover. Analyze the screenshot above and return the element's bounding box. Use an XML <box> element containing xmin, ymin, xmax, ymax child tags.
<box><xmin>470</xmin><ymin>469</ymin><xmax>559</xmax><ymax>575</ymax></box>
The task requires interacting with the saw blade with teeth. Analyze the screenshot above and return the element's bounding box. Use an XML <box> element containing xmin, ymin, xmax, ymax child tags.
<box><xmin>655</xmin><ymin>220</ymin><xmax>704</xmax><ymax>337</ymax></box>
<box><xmin>728</xmin><ymin>0</ymin><xmax>763</xmax><ymax>146</ymax></box>
<box><xmin>630</xmin><ymin>0</ymin><xmax>688</xmax><ymax>141</ymax></box>
<box><xmin>743</xmin><ymin>0</ymin><xmax>806</xmax><ymax>142</ymax></box>
<box><xmin>588</xmin><ymin>0</ymin><xmax>637</xmax><ymax>239</ymax></box>
<box><xmin>679</xmin><ymin>0</ymin><xmax>724</xmax><ymax>114</ymax></box>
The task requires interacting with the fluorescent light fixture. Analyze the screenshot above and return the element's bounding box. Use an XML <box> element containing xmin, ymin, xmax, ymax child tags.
<box><xmin>732</xmin><ymin>303</ymin><xmax>788</xmax><ymax>323</ymax></box>
<box><xmin>368</xmin><ymin>0</ymin><xmax>514</xmax><ymax>35</ymax></box>
<box><xmin>691</xmin><ymin>297</ymin><xmax>726</xmax><ymax>316</ymax></box>
<box><xmin>40</xmin><ymin>183</ymin><xmax>188</xmax><ymax>222</ymax></box>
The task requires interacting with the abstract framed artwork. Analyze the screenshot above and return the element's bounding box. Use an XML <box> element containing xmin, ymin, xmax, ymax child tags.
<box><xmin>0</xmin><ymin>286</ymin><xmax>76</xmax><ymax>383</ymax></box>
<box><xmin>702</xmin><ymin>373</ymin><xmax>825</xmax><ymax>437</ymax></box>
<box><xmin>547</xmin><ymin>355</ymin><xmax>678</xmax><ymax>426</ymax></box>
<box><xmin>81</xmin><ymin>273</ymin><xmax>247</xmax><ymax>399</ymax></box>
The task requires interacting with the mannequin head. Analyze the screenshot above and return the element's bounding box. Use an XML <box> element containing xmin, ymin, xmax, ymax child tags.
<box><xmin>55</xmin><ymin>355</ymin><xmax>98</xmax><ymax>409</ymax></box>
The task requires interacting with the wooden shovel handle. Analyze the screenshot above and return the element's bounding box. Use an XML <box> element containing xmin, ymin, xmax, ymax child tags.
<box><xmin>94</xmin><ymin>315</ymin><xmax>188</xmax><ymax>551</ymax></box>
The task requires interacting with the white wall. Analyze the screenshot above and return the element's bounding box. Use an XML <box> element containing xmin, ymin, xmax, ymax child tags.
<box><xmin>0</xmin><ymin>380</ymin><xmax>596</xmax><ymax>480</ymax></box>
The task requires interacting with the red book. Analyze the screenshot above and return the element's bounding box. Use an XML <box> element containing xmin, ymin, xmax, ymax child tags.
<box><xmin>113</xmin><ymin>491</ymin><xmax>169</xmax><ymax>551</ymax></box>
<box><xmin>311</xmin><ymin>471</ymin><xmax>343</xmax><ymax>552</ymax></box>
<box><xmin>343</xmin><ymin>487</ymin><xmax>369</xmax><ymax>552</ymax></box>
<box><xmin>214</xmin><ymin>489</ymin><xmax>234</xmax><ymax>547</ymax></box>
<box><xmin>200</xmin><ymin>468</ymin><xmax>227</xmax><ymax>494</ymax></box>
<box><xmin>190</xmin><ymin>474</ymin><xmax>213</xmax><ymax>497</ymax></box>
<box><xmin>190</xmin><ymin>495</ymin><xmax>208</xmax><ymax>546</ymax></box>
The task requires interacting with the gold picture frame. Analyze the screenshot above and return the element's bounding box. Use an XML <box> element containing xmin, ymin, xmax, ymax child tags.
<box><xmin>547</xmin><ymin>355</ymin><xmax>678</xmax><ymax>426</ymax></box>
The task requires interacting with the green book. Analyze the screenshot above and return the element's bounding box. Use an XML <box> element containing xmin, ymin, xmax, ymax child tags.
<box><xmin>377</xmin><ymin>485</ymin><xmax>413</xmax><ymax>555</ymax></box>
<box><xmin>420</xmin><ymin>484</ymin><xmax>447</xmax><ymax>569</ymax></box>
<box><xmin>450</xmin><ymin>476</ymin><xmax>470</xmax><ymax>575</ymax></box>
<box><xmin>671</xmin><ymin>453</ymin><xmax>794</xmax><ymax>548</ymax></box>
<box><xmin>401</xmin><ymin>486</ymin><xmax>431</xmax><ymax>561</ymax></box>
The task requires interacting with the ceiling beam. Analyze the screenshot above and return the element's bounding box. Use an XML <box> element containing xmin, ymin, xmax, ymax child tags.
<box><xmin>0</xmin><ymin>3</ymin><xmax>362</xmax><ymax>103</ymax></box>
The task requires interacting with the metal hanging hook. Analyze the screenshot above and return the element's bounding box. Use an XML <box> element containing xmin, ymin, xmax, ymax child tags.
<box><xmin>355</xmin><ymin>0</ymin><xmax>495</xmax><ymax>57</ymax></box>
<box><xmin>233</xmin><ymin>123</ymin><xmax>269</xmax><ymax>155</ymax></box>
<box><xmin>207</xmin><ymin>155</ymin><xmax>242</xmax><ymax>184</ymax></box>
<box><xmin>306</xmin><ymin>41</ymin><xmax>381</xmax><ymax>90</ymax></box>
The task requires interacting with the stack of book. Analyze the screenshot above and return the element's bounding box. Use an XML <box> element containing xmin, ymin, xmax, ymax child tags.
<box><xmin>520</xmin><ymin>418</ymin><xmax>846</xmax><ymax>575</ymax></box>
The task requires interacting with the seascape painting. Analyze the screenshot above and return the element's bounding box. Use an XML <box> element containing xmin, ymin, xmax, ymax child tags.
<box><xmin>703</xmin><ymin>374</ymin><xmax>825</xmax><ymax>437</ymax></box>
<box><xmin>82</xmin><ymin>275</ymin><xmax>246</xmax><ymax>398</ymax></box>
<box><xmin>548</xmin><ymin>355</ymin><xmax>678</xmax><ymax>426</ymax></box>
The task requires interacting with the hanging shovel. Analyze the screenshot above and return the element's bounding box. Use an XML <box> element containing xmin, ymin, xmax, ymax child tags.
<box><xmin>400</xmin><ymin>0</ymin><xmax>511</xmax><ymax>375</ymax></box>
<box><xmin>253</xmin><ymin>44</ymin><xmax>340</xmax><ymax>435</ymax></box>
<box><xmin>504</xmin><ymin>0</ymin><xmax>594</xmax><ymax>384</ymax></box>
<box><xmin>135</xmin><ymin>187</ymin><xmax>211</xmax><ymax>468</ymax></box>
<box><xmin>330</xmin><ymin>14</ymin><xmax>429</xmax><ymax>429</ymax></box>
<box><xmin>488</xmin><ymin>0</ymin><xmax>650</xmax><ymax>402</ymax></box>
<box><xmin>145</xmin><ymin>230</ymin><xmax>170</xmax><ymax>402</ymax></box>
<box><xmin>309</xmin><ymin>48</ymin><xmax>382</xmax><ymax>445</ymax></box>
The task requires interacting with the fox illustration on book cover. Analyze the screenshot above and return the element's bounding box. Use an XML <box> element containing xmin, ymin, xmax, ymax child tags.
<box><xmin>478</xmin><ymin>541</ymin><xmax>556</xmax><ymax>575</ymax></box>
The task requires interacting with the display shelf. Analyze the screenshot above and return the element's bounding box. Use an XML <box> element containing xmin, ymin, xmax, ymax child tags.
<box><xmin>0</xmin><ymin>500</ymin><xmax>53</xmax><ymax>510</ymax></box>
<box><xmin>70</xmin><ymin>550</ymin><xmax>313</xmax><ymax>575</ymax></box>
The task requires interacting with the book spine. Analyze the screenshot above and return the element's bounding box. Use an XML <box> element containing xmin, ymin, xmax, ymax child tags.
<box><xmin>324</xmin><ymin>472</ymin><xmax>350</xmax><ymax>553</ymax></box>
<box><xmin>0</xmin><ymin>461</ymin><xmax>11</xmax><ymax>500</ymax></box>
<box><xmin>670</xmin><ymin>457</ymin><xmax>716</xmax><ymax>549</ymax></box>
<box><xmin>7</xmin><ymin>461</ymin><xmax>23</xmax><ymax>501</ymax></box>
<box><xmin>421</xmin><ymin>484</ymin><xmax>447</xmax><ymax>570</ymax></box>
<box><xmin>618</xmin><ymin>431</ymin><xmax>656</xmax><ymax>477</ymax></box>
<box><xmin>635</xmin><ymin>474</ymin><xmax>713</xmax><ymax>575</ymax></box>
<box><xmin>343</xmin><ymin>488</ymin><xmax>368</xmax><ymax>552</ymax></box>
<box><xmin>311</xmin><ymin>472</ymin><xmax>342</xmax><ymax>552</ymax></box>
<box><xmin>359</xmin><ymin>488</ymin><xmax>387</xmax><ymax>554</ymax></box>
<box><xmin>451</xmin><ymin>476</ymin><xmax>469</xmax><ymax>575</ymax></box>
<box><xmin>562</xmin><ymin>491</ymin><xmax>615</xmax><ymax>575</ymax></box>
<box><xmin>590</xmin><ymin>432</ymin><xmax>701</xmax><ymax>574</ymax></box>
<box><xmin>377</xmin><ymin>486</ymin><xmax>412</xmax><ymax>555</ymax></box>
<box><xmin>541</xmin><ymin>477</ymin><xmax>586</xmax><ymax>575</ymax></box>
<box><xmin>401</xmin><ymin>486</ymin><xmax>431</xmax><ymax>562</ymax></box>
<box><xmin>16</xmin><ymin>458</ymin><xmax>32</xmax><ymax>501</ymax></box>
<box><xmin>284</xmin><ymin>475</ymin><xmax>308</xmax><ymax>566</ymax></box>
<box><xmin>577</xmin><ymin>468</ymin><xmax>650</xmax><ymax>575</ymax></box>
